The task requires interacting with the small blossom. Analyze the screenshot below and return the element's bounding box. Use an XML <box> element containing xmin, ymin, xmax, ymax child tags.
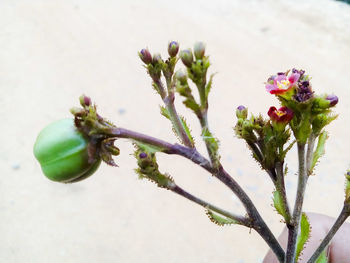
<box><xmin>268</xmin><ymin>106</ymin><xmax>294</xmax><ymax>123</ymax></box>
<box><xmin>266</xmin><ymin>72</ymin><xmax>300</xmax><ymax>95</ymax></box>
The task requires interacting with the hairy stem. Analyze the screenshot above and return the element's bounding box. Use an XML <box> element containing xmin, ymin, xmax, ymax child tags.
<box><xmin>286</xmin><ymin>143</ymin><xmax>307</xmax><ymax>263</ymax></box>
<box><xmin>171</xmin><ymin>184</ymin><xmax>251</xmax><ymax>226</ymax></box>
<box><xmin>155</xmin><ymin>79</ymin><xmax>193</xmax><ymax>148</ymax></box>
<box><xmin>307</xmin><ymin>204</ymin><xmax>350</xmax><ymax>263</ymax></box>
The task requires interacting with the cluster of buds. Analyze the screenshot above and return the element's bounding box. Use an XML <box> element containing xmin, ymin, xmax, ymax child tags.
<box><xmin>134</xmin><ymin>147</ymin><xmax>175</xmax><ymax>189</ymax></box>
<box><xmin>234</xmin><ymin>105</ymin><xmax>292</xmax><ymax>175</ymax></box>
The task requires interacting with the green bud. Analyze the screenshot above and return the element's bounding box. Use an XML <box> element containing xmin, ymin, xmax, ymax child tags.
<box><xmin>194</xmin><ymin>42</ymin><xmax>205</xmax><ymax>60</ymax></box>
<box><xmin>236</xmin><ymin>105</ymin><xmax>248</xmax><ymax>119</ymax></box>
<box><xmin>152</xmin><ymin>53</ymin><xmax>163</xmax><ymax>65</ymax></box>
<box><xmin>175</xmin><ymin>69</ymin><xmax>187</xmax><ymax>84</ymax></box>
<box><xmin>179</xmin><ymin>49</ymin><xmax>193</xmax><ymax>67</ymax></box>
<box><xmin>34</xmin><ymin>119</ymin><xmax>101</xmax><ymax>183</ymax></box>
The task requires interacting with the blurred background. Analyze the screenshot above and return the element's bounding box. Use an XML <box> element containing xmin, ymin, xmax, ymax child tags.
<box><xmin>1</xmin><ymin>0</ymin><xmax>350</xmax><ymax>262</ymax></box>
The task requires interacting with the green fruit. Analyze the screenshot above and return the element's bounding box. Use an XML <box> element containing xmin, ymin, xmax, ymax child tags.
<box><xmin>34</xmin><ymin>119</ymin><xmax>101</xmax><ymax>183</ymax></box>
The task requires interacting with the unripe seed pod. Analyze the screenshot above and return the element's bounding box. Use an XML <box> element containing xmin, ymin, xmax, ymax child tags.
<box><xmin>34</xmin><ymin>119</ymin><xmax>101</xmax><ymax>183</ymax></box>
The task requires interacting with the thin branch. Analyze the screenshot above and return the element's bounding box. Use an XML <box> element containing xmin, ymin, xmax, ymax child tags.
<box><xmin>171</xmin><ymin>184</ymin><xmax>251</xmax><ymax>227</ymax></box>
<box><xmin>307</xmin><ymin>204</ymin><xmax>350</xmax><ymax>263</ymax></box>
<box><xmin>286</xmin><ymin>143</ymin><xmax>307</xmax><ymax>262</ymax></box>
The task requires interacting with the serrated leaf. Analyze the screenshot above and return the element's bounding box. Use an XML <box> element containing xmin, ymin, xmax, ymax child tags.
<box><xmin>344</xmin><ymin>171</ymin><xmax>350</xmax><ymax>201</ymax></box>
<box><xmin>160</xmin><ymin>106</ymin><xmax>195</xmax><ymax>147</ymax></box>
<box><xmin>206</xmin><ymin>209</ymin><xmax>238</xmax><ymax>226</ymax></box>
<box><xmin>315</xmin><ymin>248</ymin><xmax>328</xmax><ymax>263</ymax></box>
<box><xmin>133</xmin><ymin>141</ymin><xmax>166</xmax><ymax>154</ymax></box>
<box><xmin>160</xmin><ymin>105</ymin><xmax>170</xmax><ymax>120</ymax></box>
<box><xmin>183</xmin><ymin>98</ymin><xmax>200</xmax><ymax>114</ymax></box>
<box><xmin>273</xmin><ymin>190</ymin><xmax>287</xmax><ymax>219</ymax></box>
<box><xmin>310</xmin><ymin>131</ymin><xmax>328</xmax><ymax>173</ymax></box>
<box><xmin>281</xmin><ymin>139</ymin><xmax>296</xmax><ymax>159</ymax></box>
<box><xmin>295</xmin><ymin>213</ymin><xmax>311</xmax><ymax>262</ymax></box>
<box><xmin>204</xmin><ymin>73</ymin><xmax>216</xmax><ymax>101</ymax></box>
<box><xmin>202</xmin><ymin>128</ymin><xmax>220</xmax><ymax>167</ymax></box>
<box><xmin>180</xmin><ymin>116</ymin><xmax>195</xmax><ymax>147</ymax></box>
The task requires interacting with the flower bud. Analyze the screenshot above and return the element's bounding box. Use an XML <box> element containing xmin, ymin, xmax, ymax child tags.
<box><xmin>194</xmin><ymin>42</ymin><xmax>205</xmax><ymax>60</ymax></box>
<box><xmin>79</xmin><ymin>94</ymin><xmax>91</xmax><ymax>107</ymax></box>
<box><xmin>138</xmin><ymin>48</ymin><xmax>152</xmax><ymax>64</ymax></box>
<box><xmin>139</xmin><ymin>152</ymin><xmax>148</xmax><ymax>159</ymax></box>
<box><xmin>34</xmin><ymin>119</ymin><xmax>101</xmax><ymax>183</ymax></box>
<box><xmin>168</xmin><ymin>41</ymin><xmax>179</xmax><ymax>57</ymax></box>
<box><xmin>326</xmin><ymin>94</ymin><xmax>338</xmax><ymax>107</ymax></box>
<box><xmin>236</xmin><ymin>105</ymin><xmax>248</xmax><ymax>119</ymax></box>
<box><xmin>175</xmin><ymin>69</ymin><xmax>187</xmax><ymax>84</ymax></box>
<box><xmin>179</xmin><ymin>49</ymin><xmax>193</xmax><ymax>67</ymax></box>
<box><xmin>152</xmin><ymin>53</ymin><xmax>163</xmax><ymax>64</ymax></box>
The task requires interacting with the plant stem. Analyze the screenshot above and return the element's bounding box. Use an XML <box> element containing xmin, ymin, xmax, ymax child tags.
<box><xmin>215</xmin><ymin>167</ymin><xmax>285</xmax><ymax>262</ymax></box>
<box><xmin>154</xmin><ymin>79</ymin><xmax>193</xmax><ymax>148</ymax></box>
<box><xmin>107</xmin><ymin>127</ymin><xmax>285</xmax><ymax>262</ymax></box>
<box><xmin>165</xmin><ymin>93</ymin><xmax>194</xmax><ymax>148</ymax></box>
<box><xmin>171</xmin><ymin>184</ymin><xmax>251</xmax><ymax>227</ymax></box>
<box><xmin>307</xmin><ymin>204</ymin><xmax>350</xmax><ymax>263</ymax></box>
<box><xmin>285</xmin><ymin>143</ymin><xmax>307</xmax><ymax>263</ymax></box>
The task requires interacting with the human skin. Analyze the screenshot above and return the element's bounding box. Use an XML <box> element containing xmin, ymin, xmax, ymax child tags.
<box><xmin>263</xmin><ymin>213</ymin><xmax>350</xmax><ymax>263</ymax></box>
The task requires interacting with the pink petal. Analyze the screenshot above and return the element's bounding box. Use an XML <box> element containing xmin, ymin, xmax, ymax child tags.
<box><xmin>288</xmin><ymin>73</ymin><xmax>300</xmax><ymax>84</ymax></box>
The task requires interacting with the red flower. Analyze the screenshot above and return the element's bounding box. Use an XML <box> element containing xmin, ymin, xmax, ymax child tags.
<box><xmin>268</xmin><ymin>106</ymin><xmax>294</xmax><ymax>123</ymax></box>
<box><xmin>266</xmin><ymin>72</ymin><xmax>300</xmax><ymax>95</ymax></box>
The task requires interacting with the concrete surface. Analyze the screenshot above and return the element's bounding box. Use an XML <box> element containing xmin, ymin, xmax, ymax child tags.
<box><xmin>1</xmin><ymin>0</ymin><xmax>350</xmax><ymax>262</ymax></box>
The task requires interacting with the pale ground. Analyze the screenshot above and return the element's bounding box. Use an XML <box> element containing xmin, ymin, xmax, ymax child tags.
<box><xmin>1</xmin><ymin>0</ymin><xmax>350</xmax><ymax>262</ymax></box>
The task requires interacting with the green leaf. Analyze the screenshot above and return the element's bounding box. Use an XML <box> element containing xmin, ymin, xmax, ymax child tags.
<box><xmin>202</xmin><ymin>128</ymin><xmax>220</xmax><ymax>168</ymax></box>
<box><xmin>273</xmin><ymin>190</ymin><xmax>287</xmax><ymax>219</ymax></box>
<box><xmin>204</xmin><ymin>73</ymin><xmax>216</xmax><ymax>101</ymax></box>
<box><xmin>344</xmin><ymin>171</ymin><xmax>350</xmax><ymax>201</ymax></box>
<box><xmin>160</xmin><ymin>105</ymin><xmax>170</xmax><ymax>120</ymax></box>
<box><xmin>180</xmin><ymin>116</ymin><xmax>195</xmax><ymax>147</ymax></box>
<box><xmin>310</xmin><ymin>131</ymin><xmax>328</xmax><ymax>173</ymax></box>
<box><xmin>315</xmin><ymin>248</ymin><xmax>328</xmax><ymax>263</ymax></box>
<box><xmin>295</xmin><ymin>213</ymin><xmax>311</xmax><ymax>262</ymax></box>
<box><xmin>183</xmin><ymin>98</ymin><xmax>200</xmax><ymax>114</ymax></box>
<box><xmin>206</xmin><ymin>209</ymin><xmax>238</xmax><ymax>226</ymax></box>
<box><xmin>160</xmin><ymin>106</ymin><xmax>195</xmax><ymax>147</ymax></box>
<box><xmin>133</xmin><ymin>141</ymin><xmax>166</xmax><ymax>154</ymax></box>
